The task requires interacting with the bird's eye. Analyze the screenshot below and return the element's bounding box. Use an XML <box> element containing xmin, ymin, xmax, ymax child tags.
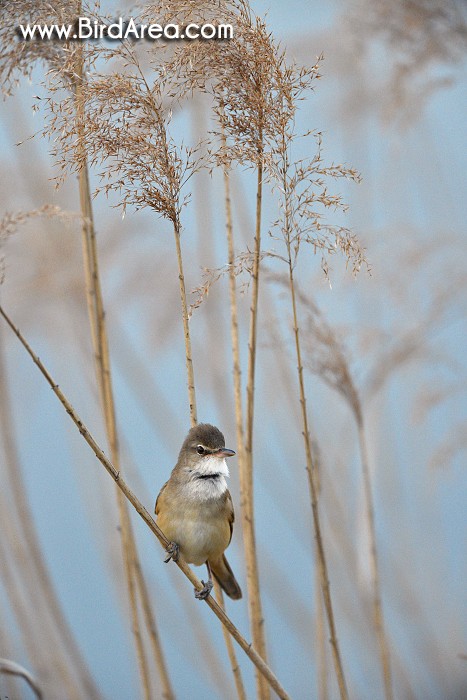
<box><xmin>196</xmin><ymin>445</ymin><xmax>205</xmax><ymax>455</ymax></box>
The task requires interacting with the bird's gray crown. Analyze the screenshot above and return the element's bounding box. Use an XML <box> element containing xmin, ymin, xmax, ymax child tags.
<box><xmin>180</xmin><ymin>423</ymin><xmax>226</xmax><ymax>455</ymax></box>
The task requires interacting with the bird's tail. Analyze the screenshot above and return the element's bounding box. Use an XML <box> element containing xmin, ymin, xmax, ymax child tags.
<box><xmin>210</xmin><ymin>554</ymin><xmax>242</xmax><ymax>600</ymax></box>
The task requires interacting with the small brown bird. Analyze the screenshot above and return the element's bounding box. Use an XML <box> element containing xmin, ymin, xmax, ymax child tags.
<box><xmin>155</xmin><ymin>423</ymin><xmax>242</xmax><ymax>600</ymax></box>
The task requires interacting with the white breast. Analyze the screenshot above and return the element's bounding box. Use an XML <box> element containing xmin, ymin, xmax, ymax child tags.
<box><xmin>196</xmin><ymin>455</ymin><xmax>229</xmax><ymax>478</ymax></box>
<box><xmin>170</xmin><ymin>456</ymin><xmax>231</xmax><ymax>565</ymax></box>
<box><xmin>186</xmin><ymin>455</ymin><xmax>229</xmax><ymax>501</ymax></box>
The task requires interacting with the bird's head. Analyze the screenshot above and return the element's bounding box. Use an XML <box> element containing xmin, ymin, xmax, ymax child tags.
<box><xmin>178</xmin><ymin>423</ymin><xmax>235</xmax><ymax>478</ymax></box>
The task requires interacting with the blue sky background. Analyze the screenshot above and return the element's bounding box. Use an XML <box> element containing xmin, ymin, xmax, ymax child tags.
<box><xmin>0</xmin><ymin>2</ymin><xmax>466</xmax><ymax>699</ymax></box>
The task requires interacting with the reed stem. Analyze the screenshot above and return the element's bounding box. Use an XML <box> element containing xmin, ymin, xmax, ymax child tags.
<box><xmin>243</xmin><ymin>149</ymin><xmax>270</xmax><ymax>700</ymax></box>
<box><xmin>73</xmin><ymin>39</ymin><xmax>173</xmax><ymax>700</ymax></box>
<box><xmin>214</xmin><ymin>581</ymin><xmax>247</xmax><ymax>700</ymax></box>
<box><xmin>356</xmin><ymin>414</ymin><xmax>394</xmax><ymax>700</ymax></box>
<box><xmin>173</xmin><ymin>219</ymin><xmax>197</xmax><ymax>428</ymax></box>
<box><xmin>286</xmin><ymin>259</ymin><xmax>349</xmax><ymax>700</ymax></box>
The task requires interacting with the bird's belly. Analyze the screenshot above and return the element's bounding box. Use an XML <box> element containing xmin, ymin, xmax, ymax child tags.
<box><xmin>161</xmin><ymin>508</ymin><xmax>229</xmax><ymax>566</ymax></box>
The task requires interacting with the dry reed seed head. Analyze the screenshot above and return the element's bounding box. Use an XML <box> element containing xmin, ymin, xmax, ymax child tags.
<box><xmin>0</xmin><ymin>204</ymin><xmax>80</xmax><ymax>245</ymax></box>
<box><xmin>0</xmin><ymin>0</ymin><xmax>196</xmax><ymax>216</ymax></box>
<box><xmin>304</xmin><ymin>316</ymin><xmax>362</xmax><ymax>421</ymax></box>
<box><xmin>0</xmin><ymin>1</ymin><xmax>87</xmax><ymax>95</ymax></box>
<box><xmin>6</xmin><ymin>0</ymin><xmax>366</xmax><ymax>280</ymax></box>
<box><xmin>349</xmin><ymin>0</ymin><xmax>467</xmax><ymax>74</ymax></box>
<box><xmin>164</xmin><ymin>3</ymin><xmax>366</xmax><ymax>300</ymax></box>
<box><xmin>266</xmin><ymin>270</ymin><xmax>362</xmax><ymax>418</ymax></box>
<box><xmin>45</xmin><ymin>0</ymin><xmax>292</xmax><ymax>214</ymax></box>
<box><xmin>265</xmin><ymin>78</ymin><xmax>367</xmax><ymax>277</ymax></box>
<box><xmin>345</xmin><ymin>0</ymin><xmax>467</xmax><ymax>121</ymax></box>
<box><xmin>159</xmin><ymin>2</ymin><xmax>366</xmax><ymax>285</ymax></box>
<box><xmin>375</xmin><ymin>0</ymin><xmax>462</xmax><ymax>38</ymax></box>
<box><xmin>159</xmin><ymin>0</ymin><xmax>310</xmax><ymax>169</ymax></box>
<box><xmin>43</xmin><ymin>38</ymin><xmax>203</xmax><ymax>218</ymax></box>
<box><xmin>189</xmin><ymin>248</ymin><xmax>268</xmax><ymax>315</ymax></box>
<box><xmin>0</xmin><ymin>205</ymin><xmax>83</xmax><ymax>286</ymax></box>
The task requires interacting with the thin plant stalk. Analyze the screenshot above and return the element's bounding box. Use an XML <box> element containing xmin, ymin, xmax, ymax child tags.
<box><xmin>0</xmin><ymin>620</ymin><xmax>16</xmax><ymax>700</ymax></box>
<box><xmin>286</xmin><ymin>257</ymin><xmax>349</xmax><ymax>700</ymax></box>
<box><xmin>78</xmin><ymin>148</ymin><xmax>152</xmax><ymax>700</ymax></box>
<box><xmin>73</xmin><ymin>42</ymin><xmax>173</xmax><ymax>700</ymax></box>
<box><xmin>188</xmin><ymin>101</ymin><xmax>246</xmax><ymax>700</ymax></box>
<box><xmin>221</xmin><ymin>125</ymin><xmax>245</xmax><ymax>465</ymax></box>
<box><xmin>221</xmin><ymin>123</ymin><xmax>251</xmax><ymax>582</ymax></box>
<box><xmin>173</xmin><ymin>218</ymin><xmax>197</xmax><ymax>427</ymax></box>
<box><xmin>316</xmin><ymin>567</ymin><xmax>328</xmax><ymax>700</ymax></box>
<box><xmin>213</xmin><ymin>580</ymin><xmax>247</xmax><ymax>700</ymax></box>
<box><xmin>223</xmin><ymin>133</ymin><xmax>273</xmax><ymax>690</ymax></box>
<box><xmin>117</xmin><ymin>46</ymin><xmax>197</xmax><ymax>428</ymax></box>
<box><xmin>120</xmin><ymin>510</ymin><xmax>151</xmax><ymax>700</ymax></box>
<box><xmin>0</xmin><ymin>303</ymin><xmax>292</xmax><ymax>700</ymax></box>
<box><xmin>274</xmin><ymin>113</ymin><xmax>349</xmax><ymax>696</ymax></box>
<box><xmin>241</xmin><ymin>138</ymin><xmax>270</xmax><ymax>699</ymax></box>
<box><xmin>314</xmin><ymin>462</ymin><xmax>329</xmax><ymax>700</ymax></box>
<box><xmin>295</xmin><ymin>277</ymin><xmax>393</xmax><ymax>699</ymax></box>
<box><xmin>74</xmin><ymin>63</ymin><xmax>150</xmax><ymax>700</ymax></box>
<box><xmin>131</xmin><ymin>51</ymin><xmax>197</xmax><ymax>429</ymax></box>
<box><xmin>356</xmin><ymin>413</ymin><xmax>394</xmax><ymax>700</ymax></box>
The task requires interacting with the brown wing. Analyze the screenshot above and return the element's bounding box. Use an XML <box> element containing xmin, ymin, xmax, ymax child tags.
<box><xmin>225</xmin><ymin>489</ymin><xmax>235</xmax><ymax>545</ymax></box>
<box><xmin>155</xmin><ymin>480</ymin><xmax>169</xmax><ymax>515</ymax></box>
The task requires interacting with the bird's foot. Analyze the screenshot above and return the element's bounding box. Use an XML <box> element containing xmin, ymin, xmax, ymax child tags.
<box><xmin>164</xmin><ymin>541</ymin><xmax>180</xmax><ymax>563</ymax></box>
<box><xmin>194</xmin><ymin>579</ymin><xmax>213</xmax><ymax>600</ymax></box>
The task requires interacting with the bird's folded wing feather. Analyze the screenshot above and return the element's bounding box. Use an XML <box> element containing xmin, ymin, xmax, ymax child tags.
<box><xmin>155</xmin><ymin>480</ymin><xmax>169</xmax><ymax>515</ymax></box>
<box><xmin>226</xmin><ymin>490</ymin><xmax>235</xmax><ymax>545</ymax></box>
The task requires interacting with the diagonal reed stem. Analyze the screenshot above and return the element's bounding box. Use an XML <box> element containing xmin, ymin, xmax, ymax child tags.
<box><xmin>213</xmin><ymin>581</ymin><xmax>247</xmax><ymax>700</ymax></box>
<box><xmin>0</xmin><ymin>304</ymin><xmax>292</xmax><ymax>700</ymax></box>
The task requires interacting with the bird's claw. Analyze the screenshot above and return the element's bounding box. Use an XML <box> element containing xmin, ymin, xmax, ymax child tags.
<box><xmin>194</xmin><ymin>579</ymin><xmax>213</xmax><ymax>600</ymax></box>
<box><xmin>164</xmin><ymin>541</ymin><xmax>180</xmax><ymax>563</ymax></box>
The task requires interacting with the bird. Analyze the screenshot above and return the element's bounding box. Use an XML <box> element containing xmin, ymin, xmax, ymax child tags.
<box><xmin>155</xmin><ymin>423</ymin><xmax>242</xmax><ymax>601</ymax></box>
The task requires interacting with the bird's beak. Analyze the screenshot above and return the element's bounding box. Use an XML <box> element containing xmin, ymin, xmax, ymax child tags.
<box><xmin>217</xmin><ymin>447</ymin><xmax>236</xmax><ymax>458</ymax></box>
